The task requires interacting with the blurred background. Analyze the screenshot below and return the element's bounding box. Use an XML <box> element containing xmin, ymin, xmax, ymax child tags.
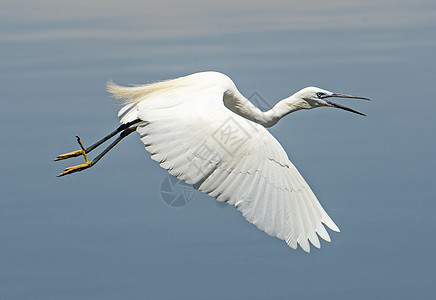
<box><xmin>1</xmin><ymin>0</ymin><xmax>435</xmax><ymax>299</ymax></box>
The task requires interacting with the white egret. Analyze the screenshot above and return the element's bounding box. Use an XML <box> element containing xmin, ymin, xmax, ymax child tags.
<box><xmin>55</xmin><ymin>71</ymin><xmax>369</xmax><ymax>252</ymax></box>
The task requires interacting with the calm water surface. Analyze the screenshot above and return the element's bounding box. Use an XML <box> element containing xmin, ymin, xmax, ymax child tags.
<box><xmin>1</xmin><ymin>1</ymin><xmax>435</xmax><ymax>299</ymax></box>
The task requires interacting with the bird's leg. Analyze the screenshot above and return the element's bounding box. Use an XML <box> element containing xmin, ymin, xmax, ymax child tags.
<box><xmin>55</xmin><ymin>120</ymin><xmax>140</xmax><ymax>177</ymax></box>
<box><xmin>57</xmin><ymin>126</ymin><xmax>137</xmax><ymax>177</ymax></box>
<box><xmin>52</xmin><ymin>138</ymin><xmax>87</xmax><ymax>161</ymax></box>
<box><xmin>55</xmin><ymin>136</ymin><xmax>92</xmax><ymax>176</ymax></box>
<box><xmin>54</xmin><ymin>119</ymin><xmax>141</xmax><ymax>161</ymax></box>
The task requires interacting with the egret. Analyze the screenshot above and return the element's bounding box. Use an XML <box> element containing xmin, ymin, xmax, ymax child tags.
<box><xmin>55</xmin><ymin>71</ymin><xmax>369</xmax><ymax>252</ymax></box>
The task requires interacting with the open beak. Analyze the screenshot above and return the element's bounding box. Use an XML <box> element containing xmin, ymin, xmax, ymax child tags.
<box><xmin>323</xmin><ymin>93</ymin><xmax>370</xmax><ymax>116</ymax></box>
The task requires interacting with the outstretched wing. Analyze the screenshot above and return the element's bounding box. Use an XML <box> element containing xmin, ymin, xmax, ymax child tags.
<box><xmin>109</xmin><ymin>72</ymin><xmax>339</xmax><ymax>252</ymax></box>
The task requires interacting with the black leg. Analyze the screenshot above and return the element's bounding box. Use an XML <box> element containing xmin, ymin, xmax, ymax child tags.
<box><xmin>88</xmin><ymin>126</ymin><xmax>137</xmax><ymax>168</ymax></box>
<box><xmin>55</xmin><ymin>121</ymin><xmax>140</xmax><ymax>177</ymax></box>
<box><xmin>54</xmin><ymin>119</ymin><xmax>141</xmax><ymax>161</ymax></box>
<box><xmin>84</xmin><ymin>119</ymin><xmax>141</xmax><ymax>154</ymax></box>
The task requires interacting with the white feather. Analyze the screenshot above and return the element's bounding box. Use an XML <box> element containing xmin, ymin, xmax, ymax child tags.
<box><xmin>109</xmin><ymin>71</ymin><xmax>341</xmax><ymax>252</ymax></box>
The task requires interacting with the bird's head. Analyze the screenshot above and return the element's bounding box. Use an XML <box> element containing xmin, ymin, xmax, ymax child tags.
<box><xmin>292</xmin><ymin>87</ymin><xmax>370</xmax><ymax>116</ymax></box>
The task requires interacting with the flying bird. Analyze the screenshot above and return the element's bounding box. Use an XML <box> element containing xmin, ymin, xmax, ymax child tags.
<box><xmin>55</xmin><ymin>71</ymin><xmax>369</xmax><ymax>252</ymax></box>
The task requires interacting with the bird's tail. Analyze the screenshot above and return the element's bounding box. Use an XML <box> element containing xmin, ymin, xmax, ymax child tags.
<box><xmin>107</xmin><ymin>76</ymin><xmax>191</xmax><ymax>124</ymax></box>
<box><xmin>107</xmin><ymin>81</ymin><xmax>148</xmax><ymax>105</ymax></box>
<box><xmin>107</xmin><ymin>77</ymin><xmax>187</xmax><ymax>106</ymax></box>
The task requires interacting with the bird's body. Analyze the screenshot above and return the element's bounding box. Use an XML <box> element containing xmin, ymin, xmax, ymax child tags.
<box><xmin>56</xmin><ymin>71</ymin><xmax>369</xmax><ymax>253</ymax></box>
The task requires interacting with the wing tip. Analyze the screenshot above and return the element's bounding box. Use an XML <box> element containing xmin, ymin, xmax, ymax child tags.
<box><xmin>300</xmin><ymin>243</ymin><xmax>311</xmax><ymax>253</ymax></box>
<box><xmin>328</xmin><ymin>223</ymin><xmax>340</xmax><ymax>233</ymax></box>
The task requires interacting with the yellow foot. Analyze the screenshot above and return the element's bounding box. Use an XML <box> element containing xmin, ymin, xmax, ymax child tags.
<box><xmin>54</xmin><ymin>149</ymin><xmax>86</xmax><ymax>161</ymax></box>
<box><xmin>57</xmin><ymin>162</ymin><xmax>91</xmax><ymax>177</ymax></box>
<box><xmin>54</xmin><ymin>136</ymin><xmax>89</xmax><ymax>161</ymax></box>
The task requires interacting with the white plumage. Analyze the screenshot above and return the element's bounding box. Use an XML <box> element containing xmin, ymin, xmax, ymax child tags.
<box><xmin>107</xmin><ymin>71</ymin><xmax>361</xmax><ymax>253</ymax></box>
<box><xmin>57</xmin><ymin>71</ymin><xmax>368</xmax><ymax>252</ymax></box>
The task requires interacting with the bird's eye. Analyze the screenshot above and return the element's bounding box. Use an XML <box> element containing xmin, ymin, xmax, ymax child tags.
<box><xmin>316</xmin><ymin>92</ymin><xmax>326</xmax><ymax>99</ymax></box>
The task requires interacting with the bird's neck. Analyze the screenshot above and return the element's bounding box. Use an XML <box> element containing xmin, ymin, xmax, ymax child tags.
<box><xmin>224</xmin><ymin>90</ymin><xmax>306</xmax><ymax>128</ymax></box>
<box><xmin>260</xmin><ymin>96</ymin><xmax>306</xmax><ymax>127</ymax></box>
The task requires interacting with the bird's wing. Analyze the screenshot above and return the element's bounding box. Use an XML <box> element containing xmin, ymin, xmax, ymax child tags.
<box><xmin>113</xmin><ymin>79</ymin><xmax>339</xmax><ymax>252</ymax></box>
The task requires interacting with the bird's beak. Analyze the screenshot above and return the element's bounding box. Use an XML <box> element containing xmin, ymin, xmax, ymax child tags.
<box><xmin>323</xmin><ymin>93</ymin><xmax>370</xmax><ymax>116</ymax></box>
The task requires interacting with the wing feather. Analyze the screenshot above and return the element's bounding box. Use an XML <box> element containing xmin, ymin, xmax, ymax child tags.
<box><xmin>111</xmin><ymin>72</ymin><xmax>339</xmax><ymax>252</ymax></box>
